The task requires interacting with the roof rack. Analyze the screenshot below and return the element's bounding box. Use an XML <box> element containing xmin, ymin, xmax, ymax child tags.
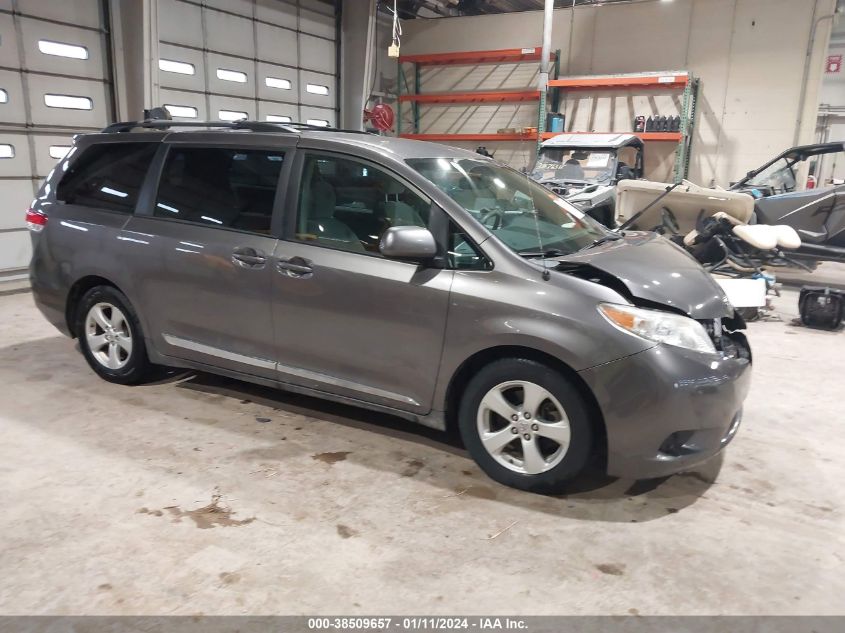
<box><xmin>100</xmin><ymin>119</ymin><xmax>372</xmax><ymax>136</ymax></box>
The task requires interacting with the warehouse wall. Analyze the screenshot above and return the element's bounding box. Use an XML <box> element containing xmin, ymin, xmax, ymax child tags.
<box><xmin>818</xmin><ymin>39</ymin><xmax>845</xmax><ymax>184</ymax></box>
<box><xmin>399</xmin><ymin>0</ymin><xmax>835</xmax><ymax>187</ymax></box>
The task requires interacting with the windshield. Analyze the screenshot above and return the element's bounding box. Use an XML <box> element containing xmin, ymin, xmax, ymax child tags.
<box><xmin>531</xmin><ymin>148</ymin><xmax>617</xmax><ymax>184</ymax></box>
<box><xmin>746</xmin><ymin>157</ymin><xmax>797</xmax><ymax>193</ymax></box>
<box><xmin>407</xmin><ymin>157</ymin><xmax>608</xmax><ymax>255</ymax></box>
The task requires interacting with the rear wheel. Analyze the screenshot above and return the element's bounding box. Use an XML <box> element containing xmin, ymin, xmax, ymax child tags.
<box><xmin>75</xmin><ymin>286</ymin><xmax>154</xmax><ymax>385</ymax></box>
<box><xmin>458</xmin><ymin>358</ymin><xmax>594</xmax><ymax>494</ymax></box>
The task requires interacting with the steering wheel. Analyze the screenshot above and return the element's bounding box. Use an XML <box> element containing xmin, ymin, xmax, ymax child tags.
<box><xmin>480</xmin><ymin>208</ymin><xmax>504</xmax><ymax>230</ymax></box>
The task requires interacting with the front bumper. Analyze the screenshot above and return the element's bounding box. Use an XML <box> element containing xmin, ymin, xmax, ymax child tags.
<box><xmin>579</xmin><ymin>343</ymin><xmax>751</xmax><ymax>479</ymax></box>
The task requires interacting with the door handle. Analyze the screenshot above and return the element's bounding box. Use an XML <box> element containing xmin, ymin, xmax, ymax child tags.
<box><xmin>276</xmin><ymin>256</ymin><xmax>313</xmax><ymax>278</ymax></box>
<box><xmin>232</xmin><ymin>246</ymin><xmax>267</xmax><ymax>269</ymax></box>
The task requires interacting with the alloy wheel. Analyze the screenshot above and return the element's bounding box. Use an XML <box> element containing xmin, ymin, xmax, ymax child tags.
<box><xmin>476</xmin><ymin>380</ymin><xmax>571</xmax><ymax>475</ymax></box>
<box><xmin>84</xmin><ymin>302</ymin><xmax>133</xmax><ymax>370</ymax></box>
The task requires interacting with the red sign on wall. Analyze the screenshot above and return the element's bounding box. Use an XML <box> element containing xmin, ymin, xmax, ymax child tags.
<box><xmin>826</xmin><ymin>54</ymin><xmax>842</xmax><ymax>74</ymax></box>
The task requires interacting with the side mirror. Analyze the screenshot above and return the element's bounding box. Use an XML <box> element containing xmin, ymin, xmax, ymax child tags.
<box><xmin>379</xmin><ymin>225</ymin><xmax>437</xmax><ymax>260</ymax></box>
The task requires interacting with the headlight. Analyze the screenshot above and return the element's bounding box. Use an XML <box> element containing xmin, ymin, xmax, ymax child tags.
<box><xmin>598</xmin><ymin>303</ymin><xmax>716</xmax><ymax>354</ymax></box>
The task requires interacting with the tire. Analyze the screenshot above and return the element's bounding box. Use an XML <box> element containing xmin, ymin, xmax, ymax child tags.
<box><xmin>74</xmin><ymin>285</ymin><xmax>154</xmax><ymax>385</ymax></box>
<box><xmin>457</xmin><ymin>358</ymin><xmax>594</xmax><ymax>494</ymax></box>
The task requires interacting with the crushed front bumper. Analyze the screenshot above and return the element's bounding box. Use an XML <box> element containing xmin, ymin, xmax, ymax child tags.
<box><xmin>579</xmin><ymin>343</ymin><xmax>751</xmax><ymax>479</ymax></box>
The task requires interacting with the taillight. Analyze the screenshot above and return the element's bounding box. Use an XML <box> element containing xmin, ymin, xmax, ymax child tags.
<box><xmin>26</xmin><ymin>208</ymin><xmax>47</xmax><ymax>232</ymax></box>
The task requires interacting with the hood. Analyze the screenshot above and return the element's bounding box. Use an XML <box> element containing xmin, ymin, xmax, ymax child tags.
<box><xmin>553</xmin><ymin>232</ymin><xmax>733</xmax><ymax>319</ymax></box>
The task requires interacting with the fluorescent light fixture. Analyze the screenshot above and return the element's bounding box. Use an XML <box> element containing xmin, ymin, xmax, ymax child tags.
<box><xmin>157</xmin><ymin>202</ymin><xmax>180</xmax><ymax>213</ymax></box>
<box><xmin>0</xmin><ymin>144</ymin><xmax>14</xmax><ymax>158</ymax></box>
<box><xmin>44</xmin><ymin>94</ymin><xmax>92</xmax><ymax>110</ymax></box>
<box><xmin>100</xmin><ymin>186</ymin><xmax>128</xmax><ymax>198</ymax></box>
<box><xmin>0</xmin><ymin>89</ymin><xmax>7</xmax><ymax>104</ymax></box>
<box><xmin>158</xmin><ymin>59</ymin><xmax>195</xmax><ymax>75</ymax></box>
<box><xmin>306</xmin><ymin>119</ymin><xmax>329</xmax><ymax>127</ymax></box>
<box><xmin>265</xmin><ymin>77</ymin><xmax>291</xmax><ymax>90</ymax></box>
<box><xmin>306</xmin><ymin>83</ymin><xmax>329</xmax><ymax>96</ymax></box>
<box><xmin>201</xmin><ymin>215</ymin><xmax>223</xmax><ymax>225</ymax></box>
<box><xmin>164</xmin><ymin>104</ymin><xmax>198</xmax><ymax>118</ymax></box>
<box><xmin>266</xmin><ymin>114</ymin><xmax>292</xmax><ymax>122</ymax></box>
<box><xmin>49</xmin><ymin>145</ymin><xmax>71</xmax><ymax>159</ymax></box>
<box><xmin>218</xmin><ymin>109</ymin><xmax>247</xmax><ymax>121</ymax></box>
<box><xmin>38</xmin><ymin>40</ymin><xmax>88</xmax><ymax>60</ymax></box>
<box><xmin>217</xmin><ymin>68</ymin><xmax>247</xmax><ymax>83</ymax></box>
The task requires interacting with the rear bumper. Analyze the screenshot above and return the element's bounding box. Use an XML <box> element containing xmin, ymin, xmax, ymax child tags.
<box><xmin>30</xmin><ymin>269</ymin><xmax>71</xmax><ymax>337</ymax></box>
<box><xmin>579</xmin><ymin>344</ymin><xmax>751</xmax><ymax>479</ymax></box>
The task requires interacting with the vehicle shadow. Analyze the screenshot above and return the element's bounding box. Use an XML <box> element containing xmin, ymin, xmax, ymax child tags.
<box><xmin>174</xmin><ymin>370</ymin><xmax>722</xmax><ymax>522</ymax></box>
<box><xmin>2</xmin><ymin>336</ymin><xmax>721</xmax><ymax>523</ymax></box>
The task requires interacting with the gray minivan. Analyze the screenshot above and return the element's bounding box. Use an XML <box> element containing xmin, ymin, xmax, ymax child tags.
<box><xmin>28</xmin><ymin>119</ymin><xmax>751</xmax><ymax>493</ymax></box>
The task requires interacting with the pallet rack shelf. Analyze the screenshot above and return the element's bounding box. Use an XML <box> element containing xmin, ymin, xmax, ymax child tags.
<box><xmin>397</xmin><ymin>47</ymin><xmax>558</xmax><ymax>142</ymax></box>
<box><xmin>545</xmin><ymin>71</ymin><xmax>699</xmax><ymax>181</ymax></box>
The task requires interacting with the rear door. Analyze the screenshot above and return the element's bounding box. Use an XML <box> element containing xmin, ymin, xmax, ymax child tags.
<box><xmin>269</xmin><ymin>151</ymin><xmax>453</xmax><ymax>414</ymax></box>
<box><xmin>125</xmin><ymin>137</ymin><xmax>293</xmax><ymax>379</ymax></box>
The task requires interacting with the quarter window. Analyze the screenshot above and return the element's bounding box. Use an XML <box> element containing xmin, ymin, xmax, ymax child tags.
<box><xmin>56</xmin><ymin>143</ymin><xmax>157</xmax><ymax>213</ymax></box>
<box><xmin>154</xmin><ymin>147</ymin><xmax>284</xmax><ymax>234</ymax></box>
<box><xmin>295</xmin><ymin>155</ymin><xmax>430</xmax><ymax>254</ymax></box>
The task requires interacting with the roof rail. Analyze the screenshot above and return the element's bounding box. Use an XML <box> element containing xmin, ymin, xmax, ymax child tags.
<box><xmin>100</xmin><ymin>119</ymin><xmax>373</xmax><ymax>136</ymax></box>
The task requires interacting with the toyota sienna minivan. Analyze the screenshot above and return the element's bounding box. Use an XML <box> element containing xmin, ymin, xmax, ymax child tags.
<box><xmin>28</xmin><ymin>119</ymin><xmax>751</xmax><ymax>493</ymax></box>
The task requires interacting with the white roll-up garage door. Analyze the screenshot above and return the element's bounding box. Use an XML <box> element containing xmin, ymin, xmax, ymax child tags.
<box><xmin>0</xmin><ymin>0</ymin><xmax>114</xmax><ymax>273</ymax></box>
<box><xmin>157</xmin><ymin>0</ymin><xmax>338</xmax><ymax>127</ymax></box>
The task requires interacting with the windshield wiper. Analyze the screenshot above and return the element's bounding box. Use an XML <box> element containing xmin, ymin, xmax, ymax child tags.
<box><xmin>517</xmin><ymin>248</ymin><xmax>570</xmax><ymax>258</ymax></box>
<box><xmin>580</xmin><ymin>234</ymin><xmax>624</xmax><ymax>250</ymax></box>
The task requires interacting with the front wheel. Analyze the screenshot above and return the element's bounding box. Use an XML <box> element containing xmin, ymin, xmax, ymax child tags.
<box><xmin>75</xmin><ymin>286</ymin><xmax>155</xmax><ymax>385</ymax></box>
<box><xmin>458</xmin><ymin>358</ymin><xmax>594</xmax><ymax>494</ymax></box>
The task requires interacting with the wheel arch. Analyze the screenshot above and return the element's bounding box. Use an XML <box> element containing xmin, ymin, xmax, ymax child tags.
<box><xmin>443</xmin><ymin>345</ymin><xmax>607</xmax><ymax>463</ymax></box>
<box><xmin>65</xmin><ymin>275</ymin><xmax>125</xmax><ymax>338</ymax></box>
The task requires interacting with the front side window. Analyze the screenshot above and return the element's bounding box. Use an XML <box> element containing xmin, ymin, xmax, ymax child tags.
<box><xmin>295</xmin><ymin>155</ymin><xmax>430</xmax><ymax>254</ymax></box>
<box><xmin>56</xmin><ymin>142</ymin><xmax>157</xmax><ymax>213</ymax></box>
<box><xmin>408</xmin><ymin>158</ymin><xmax>608</xmax><ymax>256</ymax></box>
<box><xmin>154</xmin><ymin>147</ymin><xmax>284</xmax><ymax>234</ymax></box>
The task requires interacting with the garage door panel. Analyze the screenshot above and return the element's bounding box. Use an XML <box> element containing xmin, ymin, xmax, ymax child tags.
<box><xmin>258</xmin><ymin>101</ymin><xmax>298</xmax><ymax>123</ymax></box>
<box><xmin>205</xmin><ymin>9</ymin><xmax>255</xmax><ymax>58</ymax></box>
<box><xmin>158</xmin><ymin>43</ymin><xmax>205</xmax><ymax>92</ymax></box>
<box><xmin>257</xmin><ymin>61</ymin><xmax>298</xmax><ymax>102</ymax></box>
<box><xmin>300</xmin><ymin>105</ymin><xmax>335</xmax><ymax>128</ymax></box>
<box><xmin>159</xmin><ymin>0</ymin><xmax>203</xmax><ymax>48</ymax></box>
<box><xmin>0</xmin><ymin>70</ymin><xmax>27</xmax><ymax>124</ymax></box>
<box><xmin>17</xmin><ymin>0</ymin><xmax>102</xmax><ymax>29</ymax></box>
<box><xmin>31</xmin><ymin>134</ymin><xmax>74</xmax><ymax>177</ymax></box>
<box><xmin>20</xmin><ymin>19</ymin><xmax>107</xmax><ymax>80</ymax></box>
<box><xmin>0</xmin><ymin>231</ymin><xmax>32</xmax><ymax>270</ymax></box>
<box><xmin>255</xmin><ymin>0</ymin><xmax>297</xmax><ymax>29</ymax></box>
<box><xmin>300</xmin><ymin>34</ymin><xmax>335</xmax><ymax>74</ymax></box>
<box><xmin>209</xmin><ymin>95</ymin><xmax>256</xmax><ymax>121</ymax></box>
<box><xmin>205</xmin><ymin>0</ymin><xmax>254</xmax><ymax>17</ymax></box>
<box><xmin>207</xmin><ymin>53</ymin><xmax>254</xmax><ymax>98</ymax></box>
<box><xmin>160</xmin><ymin>89</ymin><xmax>207</xmax><ymax>121</ymax></box>
<box><xmin>0</xmin><ymin>133</ymin><xmax>31</xmax><ymax>177</ymax></box>
<box><xmin>256</xmin><ymin>22</ymin><xmax>298</xmax><ymax>66</ymax></box>
<box><xmin>299</xmin><ymin>70</ymin><xmax>334</xmax><ymax>107</ymax></box>
<box><xmin>26</xmin><ymin>75</ymin><xmax>108</xmax><ymax>128</ymax></box>
<box><xmin>0</xmin><ymin>180</ymin><xmax>36</xmax><ymax>229</ymax></box>
<box><xmin>0</xmin><ymin>18</ymin><xmax>21</xmax><ymax>67</ymax></box>
<box><xmin>300</xmin><ymin>7</ymin><xmax>335</xmax><ymax>39</ymax></box>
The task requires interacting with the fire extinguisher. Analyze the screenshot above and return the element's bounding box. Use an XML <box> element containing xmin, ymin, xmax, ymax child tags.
<box><xmin>807</xmin><ymin>174</ymin><xmax>817</xmax><ymax>189</ymax></box>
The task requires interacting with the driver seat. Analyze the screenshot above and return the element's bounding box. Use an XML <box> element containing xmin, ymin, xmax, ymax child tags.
<box><xmin>382</xmin><ymin>179</ymin><xmax>424</xmax><ymax>227</ymax></box>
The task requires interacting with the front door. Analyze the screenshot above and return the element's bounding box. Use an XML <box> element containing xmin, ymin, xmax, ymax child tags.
<box><xmin>270</xmin><ymin>152</ymin><xmax>453</xmax><ymax>413</ymax></box>
<box><xmin>126</xmin><ymin>143</ymin><xmax>288</xmax><ymax>379</ymax></box>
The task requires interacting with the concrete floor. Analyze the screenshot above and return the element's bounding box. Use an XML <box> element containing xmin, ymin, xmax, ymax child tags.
<box><xmin>0</xmin><ymin>266</ymin><xmax>843</xmax><ymax>616</ymax></box>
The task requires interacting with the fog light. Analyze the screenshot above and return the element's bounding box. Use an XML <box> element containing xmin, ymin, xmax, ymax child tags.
<box><xmin>658</xmin><ymin>430</ymin><xmax>696</xmax><ymax>457</ymax></box>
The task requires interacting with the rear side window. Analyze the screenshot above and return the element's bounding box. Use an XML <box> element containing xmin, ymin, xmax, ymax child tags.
<box><xmin>154</xmin><ymin>147</ymin><xmax>284</xmax><ymax>234</ymax></box>
<box><xmin>56</xmin><ymin>142</ymin><xmax>157</xmax><ymax>213</ymax></box>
